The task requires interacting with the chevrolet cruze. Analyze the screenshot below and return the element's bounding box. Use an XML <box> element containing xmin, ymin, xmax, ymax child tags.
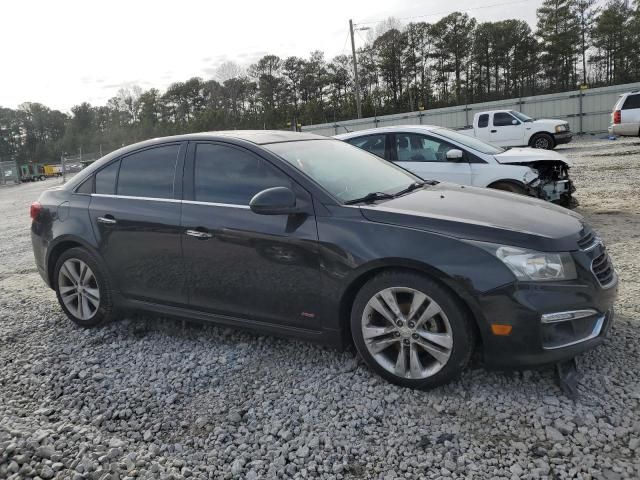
<box><xmin>31</xmin><ymin>131</ymin><xmax>617</xmax><ymax>389</ymax></box>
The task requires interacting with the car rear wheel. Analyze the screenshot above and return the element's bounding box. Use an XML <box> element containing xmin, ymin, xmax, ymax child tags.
<box><xmin>351</xmin><ymin>271</ymin><xmax>475</xmax><ymax>389</ymax></box>
<box><xmin>54</xmin><ymin>247</ymin><xmax>115</xmax><ymax>327</ymax></box>
<box><xmin>530</xmin><ymin>133</ymin><xmax>555</xmax><ymax>150</ymax></box>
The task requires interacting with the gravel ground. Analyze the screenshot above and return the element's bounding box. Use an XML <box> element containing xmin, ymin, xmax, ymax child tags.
<box><xmin>1</xmin><ymin>137</ymin><xmax>639</xmax><ymax>480</ymax></box>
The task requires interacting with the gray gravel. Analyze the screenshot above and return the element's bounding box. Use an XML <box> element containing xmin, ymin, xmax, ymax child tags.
<box><xmin>1</xmin><ymin>137</ymin><xmax>639</xmax><ymax>479</ymax></box>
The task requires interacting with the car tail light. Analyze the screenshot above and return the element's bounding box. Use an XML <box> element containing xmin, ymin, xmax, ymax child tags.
<box><xmin>613</xmin><ymin>110</ymin><xmax>621</xmax><ymax>124</ymax></box>
<box><xmin>30</xmin><ymin>201</ymin><xmax>42</xmax><ymax>220</ymax></box>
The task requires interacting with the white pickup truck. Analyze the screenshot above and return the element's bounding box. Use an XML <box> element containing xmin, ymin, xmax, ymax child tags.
<box><xmin>458</xmin><ymin>110</ymin><xmax>572</xmax><ymax>150</ymax></box>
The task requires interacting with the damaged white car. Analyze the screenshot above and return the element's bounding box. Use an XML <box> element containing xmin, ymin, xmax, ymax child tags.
<box><xmin>335</xmin><ymin>125</ymin><xmax>576</xmax><ymax>208</ymax></box>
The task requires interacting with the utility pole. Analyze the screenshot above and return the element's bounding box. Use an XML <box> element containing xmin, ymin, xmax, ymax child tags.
<box><xmin>349</xmin><ymin>19</ymin><xmax>363</xmax><ymax>119</ymax></box>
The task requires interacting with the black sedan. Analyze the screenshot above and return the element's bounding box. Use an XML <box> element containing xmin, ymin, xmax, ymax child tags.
<box><xmin>30</xmin><ymin>131</ymin><xmax>617</xmax><ymax>389</ymax></box>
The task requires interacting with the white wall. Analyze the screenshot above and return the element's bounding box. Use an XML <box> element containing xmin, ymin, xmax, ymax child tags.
<box><xmin>301</xmin><ymin>82</ymin><xmax>640</xmax><ymax>137</ymax></box>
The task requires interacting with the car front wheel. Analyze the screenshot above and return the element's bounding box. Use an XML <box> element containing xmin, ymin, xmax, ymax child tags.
<box><xmin>530</xmin><ymin>133</ymin><xmax>555</xmax><ymax>150</ymax></box>
<box><xmin>351</xmin><ymin>271</ymin><xmax>475</xmax><ymax>389</ymax></box>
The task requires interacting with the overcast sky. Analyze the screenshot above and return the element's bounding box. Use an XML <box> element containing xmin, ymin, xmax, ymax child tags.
<box><xmin>1</xmin><ymin>0</ymin><xmax>544</xmax><ymax>112</ymax></box>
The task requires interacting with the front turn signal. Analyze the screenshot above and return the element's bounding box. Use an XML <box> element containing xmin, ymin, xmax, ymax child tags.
<box><xmin>491</xmin><ymin>324</ymin><xmax>513</xmax><ymax>336</ymax></box>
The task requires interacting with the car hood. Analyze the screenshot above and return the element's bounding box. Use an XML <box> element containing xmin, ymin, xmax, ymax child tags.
<box><xmin>358</xmin><ymin>183</ymin><xmax>584</xmax><ymax>251</ymax></box>
<box><xmin>494</xmin><ymin>147</ymin><xmax>572</xmax><ymax>166</ymax></box>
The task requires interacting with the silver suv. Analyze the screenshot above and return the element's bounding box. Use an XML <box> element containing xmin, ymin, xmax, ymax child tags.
<box><xmin>609</xmin><ymin>91</ymin><xmax>640</xmax><ymax>137</ymax></box>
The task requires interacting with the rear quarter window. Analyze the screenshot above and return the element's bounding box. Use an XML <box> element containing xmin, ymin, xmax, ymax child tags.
<box><xmin>477</xmin><ymin>114</ymin><xmax>489</xmax><ymax>128</ymax></box>
<box><xmin>622</xmin><ymin>94</ymin><xmax>640</xmax><ymax>110</ymax></box>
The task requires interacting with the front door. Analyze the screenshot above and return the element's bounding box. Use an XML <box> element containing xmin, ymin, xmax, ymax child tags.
<box><xmin>88</xmin><ymin>143</ymin><xmax>188</xmax><ymax>306</ymax></box>
<box><xmin>180</xmin><ymin>142</ymin><xmax>321</xmax><ymax>328</ymax></box>
<box><xmin>490</xmin><ymin>112</ymin><xmax>526</xmax><ymax>146</ymax></box>
<box><xmin>391</xmin><ymin>132</ymin><xmax>472</xmax><ymax>185</ymax></box>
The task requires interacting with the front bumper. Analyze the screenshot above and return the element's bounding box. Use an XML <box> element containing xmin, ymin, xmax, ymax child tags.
<box><xmin>553</xmin><ymin>131</ymin><xmax>573</xmax><ymax>145</ymax></box>
<box><xmin>473</xmin><ymin>246</ymin><xmax>617</xmax><ymax>369</ymax></box>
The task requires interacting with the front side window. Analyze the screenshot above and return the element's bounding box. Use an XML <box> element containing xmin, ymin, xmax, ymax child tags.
<box><xmin>395</xmin><ymin>133</ymin><xmax>460</xmax><ymax>162</ymax></box>
<box><xmin>431</xmin><ymin>128</ymin><xmax>504</xmax><ymax>155</ymax></box>
<box><xmin>95</xmin><ymin>160</ymin><xmax>120</xmax><ymax>195</ymax></box>
<box><xmin>346</xmin><ymin>134</ymin><xmax>386</xmax><ymax>159</ymax></box>
<box><xmin>265</xmin><ymin>139</ymin><xmax>419</xmax><ymax>203</ymax></box>
<box><xmin>477</xmin><ymin>114</ymin><xmax>489</xmax><ymax>128</ymax></box>
<box><xmin>493</xmin><ymin>112</ymin><xmax>518</xmax><ymax>127</ymax></box>
<box><xmin>194</xmin><ymin>144</ymin><xmax>290</xmax><ymax>205</ymax></box>
<box><xmin>623</xmin><ymin>94</ymin><xmax>640</xmax><ymax>110</ymax></box>
<box><xmin>117</xmin><ymin>145</ymin><xmax>179</xmax><ymax>199</ymax></box>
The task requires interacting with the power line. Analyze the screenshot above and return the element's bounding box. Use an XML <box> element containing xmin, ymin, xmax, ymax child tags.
<box><xmin>355</xmin><ymin>0</ymin><xmax>535</xmax><ymax>26</ymax></box>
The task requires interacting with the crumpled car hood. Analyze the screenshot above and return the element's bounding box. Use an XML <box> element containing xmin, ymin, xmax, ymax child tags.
<box><xmin>495</xmin><ymin>147</ymin><xmax>572</xmax><ymax>166</ymax></box>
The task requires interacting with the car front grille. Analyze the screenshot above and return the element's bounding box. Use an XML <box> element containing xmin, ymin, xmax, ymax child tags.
<box><xmin>591</xmin><ymin>251</ymin><xmax>615</xmax><ymax>288</ymax></box>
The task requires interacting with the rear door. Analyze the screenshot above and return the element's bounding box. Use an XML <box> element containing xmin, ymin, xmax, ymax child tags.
<box><xmin>490</xmin><ymin>112</ymin><xmax>526</xmax><ymax>146</ymax></box>
<box><xmin>391</xmin><ymin>132</ymin><xmax>472</xmax><ymax>185</ymax></box>
<box><xmin>88</xmin><ymin>143</ymin><xmax>188</xmax><ymax>306</ymax></box>
<box><xmin>474</xmin><ymin>113</ymin><xmax>492</xmax><ymax>143</ymax></box>
<box><xmin>180</xmin><ymin>141</ymin><xmax>321</xmax><ymax>328</ymax></box>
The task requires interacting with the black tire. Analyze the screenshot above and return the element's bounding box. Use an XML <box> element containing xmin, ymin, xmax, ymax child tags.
<box><xmin>489</xmin><ymin>181</ymin><xmax>528</xmax><ymax>196</ymax></box>
<box><xmin>350</xmin><ymin>270</ymin><xmax>475</xmax><ymax>389</ymax></box>
<box><xmin>54</xmin><ymin>247</ymin><xmax>116</xmax><ymax>327</ymax></box>
<box><xmin>530</xmin><ymin>133</ymin><xmax>555</xmax><ymax>150</ymax></box>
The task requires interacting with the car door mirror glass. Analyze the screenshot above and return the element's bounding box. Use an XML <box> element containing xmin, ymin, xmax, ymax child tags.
<box><xmin>250</xmin><ymin>187</ymin><xmax>298</xmax><ymax>215</ymax></box>
<box><xmin>446</xmin><ymin>149</ymin><xmax>464</xmax><ymax>161</ymax></box>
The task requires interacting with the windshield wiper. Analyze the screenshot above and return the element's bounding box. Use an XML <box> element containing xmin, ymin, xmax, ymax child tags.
<box><xmin>344</xmin><ymin>191</ymin><xmax>395</xmax><ymax>205</ymax></box>
<box><xmin>392</xmin><ymin>181</ymin><xmax>427</xmax><ymax>198</ymax></box>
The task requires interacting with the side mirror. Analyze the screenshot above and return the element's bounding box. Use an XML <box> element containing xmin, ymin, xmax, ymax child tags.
<box><xmin>512</xmin><ymin>119</ymin><xmax>519</xmax><ymax>125</ymax></box>
<box><xmin>446</xmin><ymin>149</ymin><xmax>464</xmax><ymax>161</ymax></box>
<box><xmin>249</xmin><ymin>187</ymin><xmax>298</xmax><ymax>215</ymax></box>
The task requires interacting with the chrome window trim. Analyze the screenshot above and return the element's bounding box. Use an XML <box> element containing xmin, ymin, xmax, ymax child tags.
<box><xmin>542</xmin><ymin>314</ymin><xmax>606</xmax><ymax>350</ymax></box>
<box><xmin>90</xmin><ymin>193</ymin><xmax>250</xmax><ymax>209</ymax></box>
<box><xmin>181</xmin><ymin>200</ymin><xmax>250</xmax><ymax>210</ymax></box>
<box><xmin>91</xmin><ymin>193</ymin><xmax>181</xmax><ymax>203</ymax></box>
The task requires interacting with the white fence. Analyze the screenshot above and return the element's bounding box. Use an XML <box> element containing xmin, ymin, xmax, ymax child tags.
<box><xmin>301</xmin><ymin>82</ymin><xmax>640</xmax><ymax>137</ymax></box>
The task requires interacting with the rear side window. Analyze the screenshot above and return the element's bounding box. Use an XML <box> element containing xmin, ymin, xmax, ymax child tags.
<box><xmin>117</xmin><ymin>145</ymin><xmax>179</xmax><ymax>199</ymax></box>
<box><xmin>346</xmin><ymin>134</ymin><xmax>386</xmax><ymax>159</ymax></box>
<box><xmin>622</xmin><ymin>94</ymin><xmax>640</xmax><ymax>110</ymax></box>
<box><xmin>95</xmin><ymin>161</ymin><xmax>120</xmax><ymax>195</ymax></box>
<box><xmin>493</xmin><ymin>112</ymin><xmax>517</xmax><ymax>126</ymax></box>
<box><xmin>477</xmin><ymin>114</ymin><xmax>489</xmax><ymax>128</ymax></box>
<box><xmin>194</xmin><ymin>144</ymin><xmax>290</xmax><ymax>205</ymax></box>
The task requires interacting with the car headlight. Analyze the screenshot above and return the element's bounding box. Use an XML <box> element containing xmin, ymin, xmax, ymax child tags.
<box><xmin>522</xmin><ymin>169</ymin><xmax>539</xmax><ymax>185</ymax></box>
<box><xmin>473</xmin><ymin>242</ymin><xmax>577</xmax><ymax>281</ymax></box>
<box><xmin>555</xmin><ymin>124</ymin><xmax>568</xmax><ymax>133</ymax></box>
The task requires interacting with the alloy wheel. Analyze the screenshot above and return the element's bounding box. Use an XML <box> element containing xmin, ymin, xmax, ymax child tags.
<box><xmin>534</xmin><ymin>137</ymin><xmax>550</xmax><ymax>149</ymax></box>
<box><xmin>361</xmin><ymin>287</ymin><xmax>453</xmax><ymax>379</ymax></box>
<box><xmin>57</xmin><ymin>258</ymin><xmax>100</xmax><ymax>320</ymax></box>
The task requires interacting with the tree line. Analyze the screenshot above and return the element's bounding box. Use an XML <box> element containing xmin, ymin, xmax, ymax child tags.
<box><xmin>1</xmin><ymin>0</ymin><xmax>639</xmax><ymax>165</ymax></box>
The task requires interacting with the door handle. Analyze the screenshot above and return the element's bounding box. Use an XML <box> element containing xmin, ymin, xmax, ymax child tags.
<box><xmin>185</xmin><ymin>229</ymin><xmax>213</xmax><ymax>239</ymax></box>
<box><xmin>490</xmin><ymin>129</ymin><xmax>497</xmax><ymax>133</ymax></box>
<box><xmin>97</xmin><ymin>215</ymin><xmax>116</xmax><ymax>225</ymax></box>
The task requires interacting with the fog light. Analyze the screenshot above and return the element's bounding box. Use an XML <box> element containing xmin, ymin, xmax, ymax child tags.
<box><xmin>491</xmin><ymin>324</ymin><xmax>513</xmax><ymax>336</ymax></box>
<box><xmin>541</xmin><ymin>309</ymin><xmax>598</xmax><ymax>323</ymax></box>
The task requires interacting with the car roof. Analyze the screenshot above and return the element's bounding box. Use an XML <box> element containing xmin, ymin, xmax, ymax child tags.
<box><xmin>144</xmin><ymin>130</ymin><xmax>326</xmax><ymax>146</ymax></box>
<box><xmin>334</xmin><ymin>125</ymin><xmax>441</xmax><ymax>139</ymax></box>
<box><xmin>62</xmin><ymin>130</ymin><xmax>329</xmax><ymax>191</ymax></box>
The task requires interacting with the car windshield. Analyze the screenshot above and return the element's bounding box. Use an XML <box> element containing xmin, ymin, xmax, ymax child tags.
<box><xmin>265</xmin><ymin>139</ymin><xmax>421</xmax><ymax>203</ymax></box>
<box><xmin>510</xmin><ymin>110</ymin><xmax>534</xmax><ymax>122</ymax></box>
<box><xmin>432</xmin><ymin>128</ymin><xmax>505</xmax><ymax>155</ymax></box>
